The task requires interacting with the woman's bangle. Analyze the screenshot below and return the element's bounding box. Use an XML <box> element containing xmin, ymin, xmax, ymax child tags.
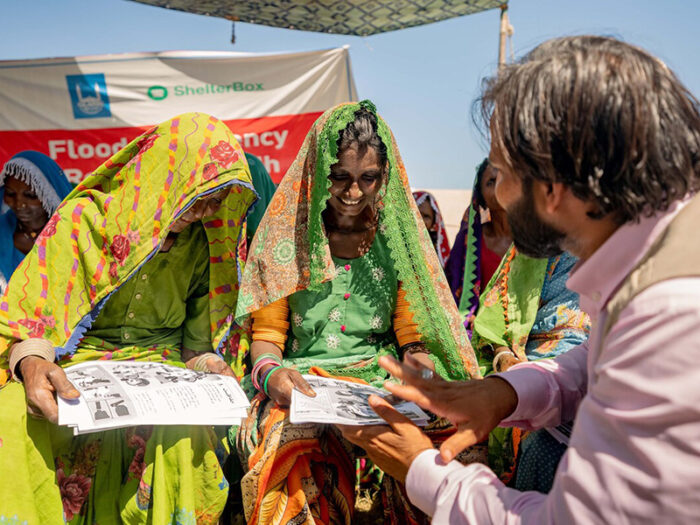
<box><xmin>258</xmin><ymin>364</ymin><xmax>283</xmax><ymax>394</ymax></box>
<box><xmin>262</xmin><ymin>366</ymin><xmax>283</xmax><ymax>396</ymax></box>
<box><xmin>401</xmin><ymin>342</ymin><xmax>430</xmax><ymax>355</ymax></box>
<box><xmin>190</xmin><ymin>352</ymin><xmax>222</xmax><ymax>372</ymax></box>
<box><xmin>492</xmin><ymin>349</ymin><xmax>516</xmax><ymax>373</ymax></box>
<box><xmin>9</xmin><ymin>339</ymin><xmax>55</xmax><ymax>382</ymax></box>
<box><xmin>253</xmin><ymin>352</ymin><xmax>283</xmax><ymax>367</ymax></box>
<box><xmin>252</xmin><ymin>358</ymin><xmax>283</xmax><ymax>391</ymax></box>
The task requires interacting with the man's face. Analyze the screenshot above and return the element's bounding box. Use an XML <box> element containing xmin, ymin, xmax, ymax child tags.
<box><xmin>490</xmin><ymin>141</ymin><xmax>566</xmax><ymax>259</ymax></box>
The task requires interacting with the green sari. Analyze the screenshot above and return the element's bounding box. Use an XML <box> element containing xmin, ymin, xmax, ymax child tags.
<box><xmin>0</xmin><ymin>113</ymin><xmax>256</xmax><ymax>524</ymax></box>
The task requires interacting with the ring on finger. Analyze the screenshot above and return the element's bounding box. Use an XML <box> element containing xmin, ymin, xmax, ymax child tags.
<box><xmin>420</xmin><ymin>368</ymin><xmax>434</xmax><ymax>380</ymax></box>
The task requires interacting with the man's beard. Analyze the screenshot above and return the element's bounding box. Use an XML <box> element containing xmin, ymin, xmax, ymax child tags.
<box><xmin>505</xmin><ymin>179</ymin><xmax>566</xmax><ymax>259</ymax></box>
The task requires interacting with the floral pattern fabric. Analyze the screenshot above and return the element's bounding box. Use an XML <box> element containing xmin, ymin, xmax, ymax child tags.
<box><xmin>0</xmin><ymin>348</ymin><xmax>230</xmax><ymax>524</ymax></box>
<box><xmin>0</xmin><ymin>114</ymin><xmax>256</xmax><ymax>522</ymax></box>
<box><xmin>0</xmin><ymin>113</ymin><xmax>257</xmax><ymax>381</ymax></box>
<box><xmin>276</xmin><ymin>230</ymin><xmax>399</xmax><ymax>387</ymax></box>
<box><xmin>471</xmin><ymin>247</ymin><xmax>590</xmax><ymax>485</ymax></box>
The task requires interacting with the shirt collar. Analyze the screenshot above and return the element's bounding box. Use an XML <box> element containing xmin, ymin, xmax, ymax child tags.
<box><xmin>567</xmin><ymin>197</ymin><xmax>691</xmax><ymax>315</ymax></box>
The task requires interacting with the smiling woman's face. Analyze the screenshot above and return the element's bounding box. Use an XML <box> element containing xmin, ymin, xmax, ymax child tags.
<box><xmin>327</xmin><ymin>144</ymin><xmax>384</xmax><ymax>219</ymax></box>
<box><xmin>3</xmin><ymin>176</ymin><xmax>48</xmax><ymax>228</ymax></box>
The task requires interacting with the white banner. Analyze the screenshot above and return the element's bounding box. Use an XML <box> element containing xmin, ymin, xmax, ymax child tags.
<box><xmin>0</xmin><ymin>47</ymin><xmax>357</xmax><ymax>182</ymax></box>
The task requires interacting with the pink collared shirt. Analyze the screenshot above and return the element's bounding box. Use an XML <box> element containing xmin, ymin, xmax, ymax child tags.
<box><xmin>406</xmin><ymin>198</ymin><xmax>700</xmax><ymax>524</ymax></box>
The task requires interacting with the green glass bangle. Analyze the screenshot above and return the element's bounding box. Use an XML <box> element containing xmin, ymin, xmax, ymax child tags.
<box><xmin>253</xmin><ymin>352</ymin><xmax>283</xmax><ymax>367</ymax></box>
<box><xmin>262</xmin><ymin>365</ymin><xmax>284</xmax><ymax>396</ymax></box>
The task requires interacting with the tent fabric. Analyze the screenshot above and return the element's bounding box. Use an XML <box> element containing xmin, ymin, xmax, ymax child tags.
<box><xmin>128</xmin><ymin>0</ymin><xmax>506</xmax><ymax>36</ymax></box>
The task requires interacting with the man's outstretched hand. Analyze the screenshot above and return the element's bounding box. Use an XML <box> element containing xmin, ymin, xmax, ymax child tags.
<box><xmin>379</xmin><ymin>354</ymin><xmax>519</xmax><ymax>462</ymax></box>
<box><xmin>337</xmin><ymin>394</ymin><xmax>433</xmax><ymax>483</ymax></box>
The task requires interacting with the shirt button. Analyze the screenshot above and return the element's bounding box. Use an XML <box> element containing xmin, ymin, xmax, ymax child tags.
<box><xmin>344</xmin><ymin>293</ymin><xmax>351</xmax><ymax>300</ymax></box>
<box><xmin>344</xmin><ymin>264</ymin><xmax>351</xmax><ymax>271</ymax></box>
<box><xmin>124</xmin><ymin>333</ymin><xmax>130</xmax><ymax>340</ymax></box>
<box><xmin>128</xmin><ymin>312</ymin><xmax>135</xmax><ymax>319</ymax></box>
<box><xmin>141</xmin><ymin>274</ymin><xmax>148</xmax><ymax>280</ymax></box>
<box><xmin>135</xmin><ymin>293</ymin><xmax>142</xmax><ymax>300</ymax></box>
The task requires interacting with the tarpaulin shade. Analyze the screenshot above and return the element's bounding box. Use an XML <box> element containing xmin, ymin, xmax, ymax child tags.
<box><xmin>127</xmin><ymin>0</ymin><xmax>506</xmax><ymax>36</ymax></box>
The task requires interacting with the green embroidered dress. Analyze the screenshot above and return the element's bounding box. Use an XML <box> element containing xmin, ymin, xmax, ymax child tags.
<box><xmin>283</xmin><ymin>229</ymin><xmax>398</xmax><ymax>384</ymax></box>
<box><xmin>233</xmin><ymin>101</ymin><xmax>479</xmax><ymax>525</ymax></box>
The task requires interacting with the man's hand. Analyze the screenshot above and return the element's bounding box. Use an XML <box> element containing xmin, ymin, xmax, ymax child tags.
<box><xmin>19</xmin><ymin>356</ymin><xmax>80</xmax><ymax>424</ymax></box>
<box><xmin>337</xmin><ymin>395</ymin><xmax>433</xmax><ymax>483</ymax></box>
<box><xmin>266</xmin><ymin>367</ymin><xmax>315</xmax><ymax>407</ymax></box>
<box><xmin>380</xmin><ymin>354</ymin><xmax>518</xmax><ymax>462</ymax></box>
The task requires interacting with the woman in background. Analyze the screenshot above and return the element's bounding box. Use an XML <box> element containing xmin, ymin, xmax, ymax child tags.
<box><xmin>444</xmin><ymin>159</ymin><xmax>511</xmax><ymax>330</ymax></box>
<box><xmin>412</xmin><ymin>190</ymin><xmax>450</xmax><ymax>267</ymax></box>
<box><xmin>0</xmin><ymin>151</ymin><xmax>72</xmax><ymax>293</ymax></box>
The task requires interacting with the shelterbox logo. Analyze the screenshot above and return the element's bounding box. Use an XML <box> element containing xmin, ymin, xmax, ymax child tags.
<box><xmin>146</xmin><ymin>81</ymin><xmax>264</xmax><ymax>101</ymax></box>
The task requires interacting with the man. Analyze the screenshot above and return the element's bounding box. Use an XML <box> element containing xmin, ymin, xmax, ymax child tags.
<box><xmin>339</xmin><ymin>36</ymin><xmax>700</xmax><ymax>523</ymax></box>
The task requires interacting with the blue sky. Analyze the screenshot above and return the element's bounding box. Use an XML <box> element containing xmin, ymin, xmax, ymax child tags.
<box><xmin>2</xmin><ymin>0</ymin><xmax>699</xmax><ymax>188</ymax></box>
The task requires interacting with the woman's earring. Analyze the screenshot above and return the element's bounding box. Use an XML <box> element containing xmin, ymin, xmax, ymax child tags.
<box><xmin>480</xmin><ymin>206</ymin><xmax>492</xmax><ymax>223</ymax></box>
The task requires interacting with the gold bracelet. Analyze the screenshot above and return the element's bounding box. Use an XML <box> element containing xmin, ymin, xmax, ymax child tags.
<box><xmin>8</xmin><ymin>338</ymin><xmax>56</xmax><ymax>382</ymax></box>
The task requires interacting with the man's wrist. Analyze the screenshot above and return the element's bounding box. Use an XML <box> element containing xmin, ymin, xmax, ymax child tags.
<box><xmin>405</xmin><ymin>449</ymin><xmax>445</xmax><ymax>517</ymax></box>
<box><xmin>484</xmin><ymin>375</ymin><xmax>519</xmax><ymax>420</ymax></box>
<box><xmin>407</xmin><ymin>444</ymin><xmax>434</xmax><ymax>469</ymax></box>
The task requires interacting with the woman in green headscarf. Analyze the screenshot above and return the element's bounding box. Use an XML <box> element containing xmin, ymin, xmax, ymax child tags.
<box><xmin>0</xmin><ymin>113</ymin><xmax>257</xmax><ymax>524</ymax></box>
<box><xmin>471</xmin><ymin>246</ymin><xmax>590</xmax><ymax>491</ymax></box>
<box><xmin>232</xmin><ymin>101</ymin><xmax>479</xmax><ymax>525</ymax></box>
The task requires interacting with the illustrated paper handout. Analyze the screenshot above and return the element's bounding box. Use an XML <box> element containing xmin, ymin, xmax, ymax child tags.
<box><xmin>58</xmin><ymin>361</ymin><xmax>250</xmax><ymax>435</ymax></box>
<box><xmin>290</xmin><ymin>375</ymin><xmax>430</xmax><ymax>426</ymax></box>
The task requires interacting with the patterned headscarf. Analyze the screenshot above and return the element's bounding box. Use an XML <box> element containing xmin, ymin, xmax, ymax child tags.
<box><xmin>444</xmin><ymin>163</ymin><xmax>486</xmax><ymax>326</ymax></box>
<box><xmin>412</xmin><ymin>190</ymin><xmax>450</xmax><ymax>267</ymax></box>
<box><xmin>0</xmin><ymin>151</ymin><xmax>73</xmax><ymax>293</ymax></box>
<box><xmin>0</xmin><ymin>113</ymin><xmax>257</xmax><ymax>380</ymax></box>
<box><xmin>236</xmin><ymin>101</ymin><xmax>479</xmax><ymax>380</ymax></box>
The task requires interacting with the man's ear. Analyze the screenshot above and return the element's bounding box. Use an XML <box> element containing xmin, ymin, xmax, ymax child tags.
<box><xmin>536</xmin><ymin>180</ymin><xmax>567</xmax><ymax>216</ymax></box>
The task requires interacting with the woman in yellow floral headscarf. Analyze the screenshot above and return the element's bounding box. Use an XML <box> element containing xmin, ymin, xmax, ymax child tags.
<box><xmin>0</xmin><ymin>113</ymin><xmax>256</xmax><ymax>524</ymax></box>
